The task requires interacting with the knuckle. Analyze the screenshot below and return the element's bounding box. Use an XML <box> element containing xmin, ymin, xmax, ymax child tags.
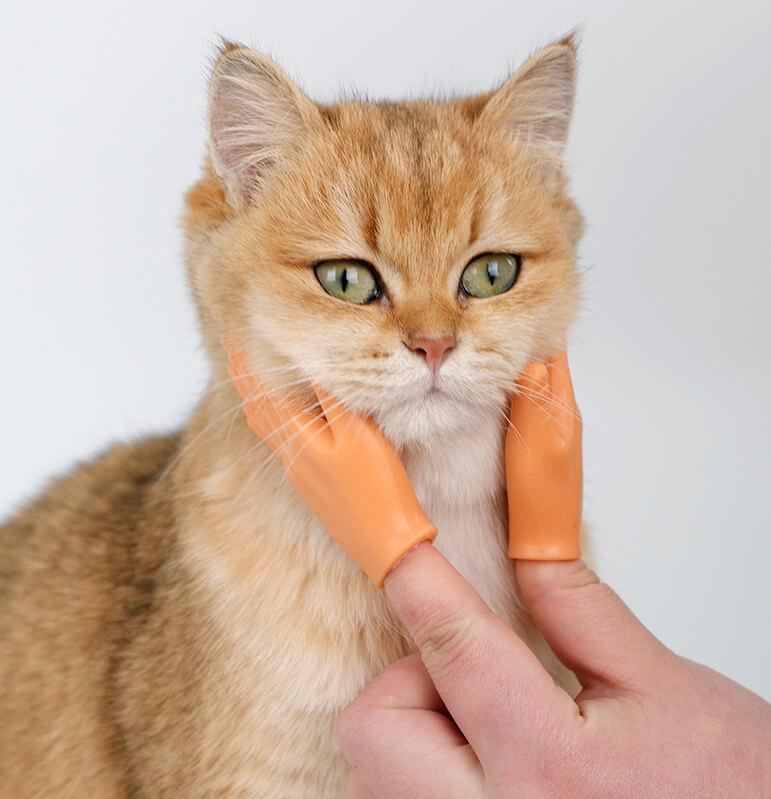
<box><xmin>560</xmin><ymin>560</ymin><xmax>602</xmax><ymax>592</ymax></box>
<box><xmin>412</xmin><ymin>606</ymin><xmax>490</xmax><ymax>682</ymax></box>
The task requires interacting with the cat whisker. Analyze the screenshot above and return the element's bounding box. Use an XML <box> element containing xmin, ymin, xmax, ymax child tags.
<box><xmin>226</xmin><ymin>384</ymin><xmax>374</xmax><ymax>509</ymax></box>
<box><xmin>515</xmin><ymin>391</ymin><xmax>574</xmax><ymax>435</ymax></box>
<box><xmin>160</xmin><ymin>372</ymin><xmax>331</xmax><ymax>487</ymax></box>
<box><xmin>515</xmin><ymin>384</ymin><xmax>582</xmax><ymax>425</ymax></box>
<box><xmin>155</xmin><ymin>399</ymin><xmax>249</xmax><ymax>486</ymax></box>
<box><xmin>495</xmin><ymin>406</ymin><xmax>531</xmax><ymax>457</ymax></box>
<box><xmin>202</xmin><ymin>366</ymin><xmax>306</xmax><ymax>397</ymax></box>
<box><xmin>229</xmin><ymin>410</ymin><xmax>329</xmax><ymax>508</ymax></box>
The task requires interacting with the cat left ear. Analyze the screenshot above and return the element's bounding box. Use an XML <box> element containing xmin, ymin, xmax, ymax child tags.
<box><xmin>208</xmin><ymin>42</ymin><xmax>321</xmax><ymax>211</ymax></box>
<box><xmin>480</xmin><ymin>33</ymin><xmax>578</xmax><ymax>183</ymax></box>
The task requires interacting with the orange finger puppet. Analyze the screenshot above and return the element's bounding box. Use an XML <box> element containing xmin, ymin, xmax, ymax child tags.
<box><xmin>506</xmin><ymin>351</ymin><xmax>583</xmax><ymax>560</ymax></box>
<box><xmin>221</xmin><ymin>335</ymin><xmax>436</xmax><ymax>587</ymax></box>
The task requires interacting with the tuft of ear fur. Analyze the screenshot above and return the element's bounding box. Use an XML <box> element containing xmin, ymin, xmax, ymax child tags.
<box><xmin>481</xmin><ymin>34</ymin><xmax>578</xmax><ymax>182</ymax></box>
<box><xmin>208</xmin><ymin>42</ymin><xmax>320</xmax><ymax>210</ymax></box>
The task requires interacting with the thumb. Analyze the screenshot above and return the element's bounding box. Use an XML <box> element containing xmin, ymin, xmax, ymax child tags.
<box><xmin>515</xmin><ymin>560</ymin><xmax>672</xmax><ymax>692</ymax></box>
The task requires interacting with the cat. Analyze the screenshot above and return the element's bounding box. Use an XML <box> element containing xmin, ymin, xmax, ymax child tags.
<box><xmin>0</xmin><ymin>34</ymin><xmax>584</xmax><ymax>798</ymax></box>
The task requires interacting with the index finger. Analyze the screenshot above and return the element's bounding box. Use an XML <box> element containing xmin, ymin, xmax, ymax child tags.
<box><xmin>384</xmin><ymin>543</ymin><xmax>578</xmax><ymax>767</ymax></box>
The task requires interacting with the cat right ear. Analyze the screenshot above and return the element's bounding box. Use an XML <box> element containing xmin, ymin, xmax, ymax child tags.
<box><xmin>207</xmin><ymin>42</ymin><xmax>320</xmax><ymax>211</ymax></box>
<box><xmin>480</xmin><ymin>34</ymin><xmax>578</xmax><ymax>187</ymax></box>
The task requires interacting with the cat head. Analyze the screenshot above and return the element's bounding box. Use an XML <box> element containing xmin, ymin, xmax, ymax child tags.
<box><xmin>185</xmin><ymin>37</ymin><xmax>583</xmax><ymax>448</ymax></box>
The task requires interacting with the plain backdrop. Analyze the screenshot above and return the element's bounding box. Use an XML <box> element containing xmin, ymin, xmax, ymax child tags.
<box><xmin>1</xmin><ymin>0</ymin><xmax>769</xmax><ymax>700</ymax></box>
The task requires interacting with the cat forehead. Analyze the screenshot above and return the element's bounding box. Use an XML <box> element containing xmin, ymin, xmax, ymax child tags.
<box><xmin>285</xmin><ymin>100</ymin><xmax>533</xmax><ymax>265</ymax></box>
<box><xmin>319</xmin><ymin>99</ymin><xmax>485</xmax><ymax>178</ymax></box>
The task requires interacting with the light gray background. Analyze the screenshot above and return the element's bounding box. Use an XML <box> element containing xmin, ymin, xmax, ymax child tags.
<box><xmin>2</xmin><ymin>0</ymin><xmax>769</xmax><ymax>699</ymax></box>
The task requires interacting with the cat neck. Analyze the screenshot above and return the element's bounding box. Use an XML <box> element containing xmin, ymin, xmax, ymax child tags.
<box><xmin>399</xmin><ymin>406</ymin><xmax>515</xmax><ymax>618</ymax></box>
<box><xmin>399</xmin><ymin>404</ymin><xmax>507</xmax><ymax>514</ymax></box>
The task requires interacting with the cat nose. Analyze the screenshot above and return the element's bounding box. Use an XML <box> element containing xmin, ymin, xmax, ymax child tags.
<box><xmin>406</xmin><ymin>335</ymin><xmax>457</xmax><ymax>375</ymax></box>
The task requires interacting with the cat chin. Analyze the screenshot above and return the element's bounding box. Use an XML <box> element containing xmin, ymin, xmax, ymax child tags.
<box><xmin>375</xmin><ymin>391</ymin><xmax>499</xmax><ymax>449</ymax></box>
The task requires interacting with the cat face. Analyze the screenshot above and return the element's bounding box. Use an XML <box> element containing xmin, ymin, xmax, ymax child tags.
<box><xmin>187</xmin><ymin>40</ymin><xmax>582</xmax><ymax>448</ymax></box>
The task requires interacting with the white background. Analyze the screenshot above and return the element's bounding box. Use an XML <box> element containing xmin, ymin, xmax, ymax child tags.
<box><xmin>1</xmin><ymin>0</ymin><xmax>769</xmax><ymax>699</ymax></box>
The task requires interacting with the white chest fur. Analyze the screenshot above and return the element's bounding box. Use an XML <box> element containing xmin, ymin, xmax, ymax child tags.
<box><xmin>400</xmin><ymin>411</ymin><xmax>519</xmax><ymax>623</ymax></box>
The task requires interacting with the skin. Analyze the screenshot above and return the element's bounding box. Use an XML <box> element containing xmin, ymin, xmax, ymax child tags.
<box><xmin>336</xmin><ymin>545</ymin><xmax>771</xmax><ymax>798</ymax></box>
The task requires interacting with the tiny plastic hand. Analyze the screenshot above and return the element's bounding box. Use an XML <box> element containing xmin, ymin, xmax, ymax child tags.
<box><xmin>222</xmin><ymin>335</ymin><xmax>436</xmax><ymax>586</ymax></box>
<box><xmin>506</xmin><ymin>351</ymin><xmax>582</xmax><ymax>560</ymax></box>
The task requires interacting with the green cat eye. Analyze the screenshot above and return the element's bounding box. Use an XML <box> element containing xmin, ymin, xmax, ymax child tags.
<box><xmin>461</xmin><ymin>253</ymin><xmax>521</xmax><ymax>299</ymax></box>
<box><xmin>314</xmin><ymin>259</ymin><xmax>380</xmax><ymax>305</ymax></box>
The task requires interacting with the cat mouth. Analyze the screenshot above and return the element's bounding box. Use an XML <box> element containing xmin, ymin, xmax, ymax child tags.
<box><xmin>423</xmin><ymin>384</ymin><xmax>456</xmax><ymax>403</ymax></box>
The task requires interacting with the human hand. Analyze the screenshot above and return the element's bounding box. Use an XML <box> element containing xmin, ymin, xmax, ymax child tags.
<box><xmin>222</xmin><ymin>335</ymin><xmax>436</xmax><ymax>586</ymax></box>
<box><xmin>337</xmin><ymin>545</ymin><xmax>771</xmax><ymax>797</ymax></box>
<box><xmin>506</xmin><ymin>351</ymin><xmax>582</xmax><ymax>560</ymax></box>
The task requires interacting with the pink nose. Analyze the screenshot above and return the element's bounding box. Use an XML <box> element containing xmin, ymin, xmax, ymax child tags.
<box><xmin>406</xmin><ymin>335</ymin><xmax>457</xmax><ymax>375</ymax></box>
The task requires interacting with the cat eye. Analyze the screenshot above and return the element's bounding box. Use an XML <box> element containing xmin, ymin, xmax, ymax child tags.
<box><xmin>460</xmin><ymin>253</ymin><xmax>521</xmax><ymax>299</ymax></box>
<box><xmin>314</xmin><ymin>259</ymin><xmax>381</xmax><ymax>305</ymax></box>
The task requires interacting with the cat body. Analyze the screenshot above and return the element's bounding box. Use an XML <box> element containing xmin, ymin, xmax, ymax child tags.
<box><xmin>1</xmin><ymin>36</ymin><xmax>583</xmax><ymax>797</ymax></box>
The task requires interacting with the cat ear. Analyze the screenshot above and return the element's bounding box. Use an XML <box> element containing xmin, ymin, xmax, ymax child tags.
<box><xmin>208</xmin><ymin>42</ymin><xmax>320</xmax><ymax>210</ymax></box>
<box><xmin>480</xmin><ymin>34</ymin><xmax>578</xmax><ymax>178</ymax></box>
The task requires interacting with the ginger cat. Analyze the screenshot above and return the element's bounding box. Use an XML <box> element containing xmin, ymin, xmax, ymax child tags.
<box><xmin>0</xmin><ymin>35</ymin><xmax>584</xmax><ymax>798</ymax></box>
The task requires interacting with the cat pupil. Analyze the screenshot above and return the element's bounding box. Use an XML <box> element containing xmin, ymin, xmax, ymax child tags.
<box><xmin>487</xmin><ymin>260</ymin><xmax>499</xmax><ymax>284</ymax></box>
